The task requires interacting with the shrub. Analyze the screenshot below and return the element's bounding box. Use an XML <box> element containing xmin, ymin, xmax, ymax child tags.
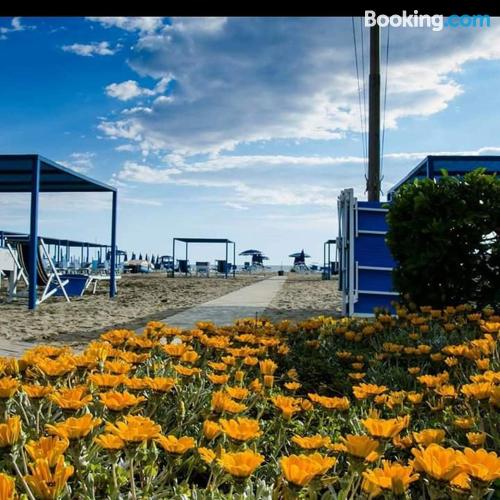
<box><xmin>386</xmin><ymin>169</ymin><xmax>500</xmax><ymax>308</ymax></box>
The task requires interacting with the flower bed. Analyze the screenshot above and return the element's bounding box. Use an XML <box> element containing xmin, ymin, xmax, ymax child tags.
<box><xmin>0</xmin><ymin>305</ymin><xmax>498</xmax><ymax>498</ymax></box>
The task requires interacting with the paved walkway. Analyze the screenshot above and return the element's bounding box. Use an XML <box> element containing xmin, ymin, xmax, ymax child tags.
<box><xmin>157</xmin><ymin>275</ymin><xmax>286</xmax><ymax>329</ymax></box>
<box><xmin>0</xmin><ymin>276</ymin><xmax>286</xmax><ymax>357</ymax></box>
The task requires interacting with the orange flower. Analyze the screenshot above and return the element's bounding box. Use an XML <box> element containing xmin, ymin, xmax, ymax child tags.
<box><xmin>461</xmin><ymin>382</ymin><xmax>493</xmax><ymax>400</ymax></box>
<box><xmin>0</xmin><ymin>377</ymin><xmax>19</xmax><ymax>398</ymax></box>
<box><xmin>203</xmin><ymin>420</ymin><xmax>222</xmax><ymax>440</ymax></box>
<box><xmin>207</xmin><ymin>373</ymin><xmax>230</xmax><ymax>385</ymax></box>
<box><xmin>292</xmin><ymin>435</ymin><xmax>331</xmax><ymax>450</ymax></box>
<box><xmin>163</xmin><ymin>343</ymin><xmax>188</xmax><ymax>357</ymax></box>
<box><xmin>218</xmin><ymin>450</ymin><xmax>264</xmax><ymax>477</ymax></box>
<box><xmin>25</xmin><ymin>456</ymin><xmax>74</xmax><ymax>500</ymax></box>
<box><xmin>466</xmin><ymin>432</ymin><xmax>486</xmax><ymax>447</ymax></box>
<box><xmin>459</xmin><ymin>448</ymin><xmax>500</xmax><ymax>483</ymax></box>
<box><xmin>122</xmin><ymin>377</ymin><xmax>149</xmax><ymax>391</ymax></box>
<box><xmin>173</xmin><ymin>365</ymin><xmax>201</xmax><ymax>377</ymax></box>
<box><xmin>144</xmin><ymin>377</ymin><xmax>176</xmax><ymax>392</ymax></box>
<box><xmin>156</xmin><ymin>435</ymin><xmax>195</xmax><ymax>454</ymax></box>
<box><xmin>51</xmin><ymin>386</ymin><xmax>92</xmax><ymax>410</ymax></box>
<box><xmin>272</xmin><ymin>395</ymin><xmax>302</xmax><ymax>420</ymax></box>
<box><xmin>88</xmin><ymin>373</ymin><xmax>124</xmax><ymax>388</ymax></box>
<box><xmin>198</xmin><ymin>447</ymin><xmax>216</xmax><ymax>464</ymax></box>
<box><xmin>99</xmin><ymin>390</ymin><xmax>146</xmax><ymax>411</ymax></box>
<box><xmin>259</xmin><ymin>359</ymin><xmax>278</xmax><ymax>375</ymax></box>
<box><xmin>208</xmin><ymin>362</ymin><xmax>227</xmax><ymax>372</ymax></box>
<box><xmin>453</xmin><ymin>417</ymin><xmax>475</xmax><ymax>430</ymax></box>
<box><xmin>46</xmin><ymin>414</ymin><xmax>101</xmax><ymax>439</ymax></box>
<box><xmin>22</xmin><ymin>384</ymin><xmax>53</xmax><ymax>399</ymax></box>
<box><xmin>219</xmin><ymin>417</ymin><xmax>261</xmax><ymax>442</ymax></box>
<box><xmin>413</xmin><ymin>429</ymin><xmax>445</xmax><ymax>447</ymax></box>
<box><xmin>225</xmin><ymin>386</ymin><xmax>249</xmax><ymax>400</ymax></box>
<box><xmin>211</xmin><ymin>391</ymin><xmax>247</xmax><ymax>414</ymax></box>
<box><xmin>0</xmin><ymin>473</ymin><xmax>15</xmax><ymax>500</ymax></box>
<box><xmin>94</xmin><ymin>433</ymin><xmax>125</xmax><ymax>450</ymax></box>
<box><xmin>280</xmin><ymin>454</ymin><xmax>335</xmax><ymax>486</ymax></box>
<box><xmin>180</xmin><ymin>350</ymin><xmax>200</xmax><ymax>364</ymax></box>
<box><xmin>352</xmin><ymin>383</ymin><xmax>388</xmax><ymax>399</ymax></box>
<box><xmin>34</xmin><ymin>356</ymin><xmax>76</xmax><ymax>377</ymax></box>
<box><xmin>105</xmin><ymin>415</ymin><xmax>161</xmax><ymax>443</ymax></box>
<box><xmin>362</xmin><ymin>415</ymin><xmax>410</xmax><ymax>439</ymax></box>
<box><xmin>0</xmin><ymin>416</ymin><xmax>21</xmax><ymax>447</ymax></box>
<box><xmin>25</xmin><ymin>436</ymin><xmax>69</xmax><ymax>467</ymax></box>
<box><xmin>104</xmin><ymin>360</ymin><xmax>132</xmax><ymax>375</ymax></box>
<box><xmin>308</xmin><ymin>393</ymin><xmax>350</xmax><ymax>410</ymax></box>
<box><xmin>411</xmin><ymin>444</ymin><xmax>463</xmax><ymax>481</ymax></box>
<box><xmin>363</xmin><ymin>460</ymin><xmax>419</xmax><ymax>495</ymax></box>
<box><xmin>341</xmin><ymin>435</ymin><xmax>380</xmax><ymax>462</ymax></box>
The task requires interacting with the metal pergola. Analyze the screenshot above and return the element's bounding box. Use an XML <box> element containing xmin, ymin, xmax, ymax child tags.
<box><xmin>323</xmin><ymin>239</ymin><xmax>337</xmax><ymax>279</ymax></box>
<box><xmin>0</xmin><ymin>154</ymin><xmax>118</xmax><ymax>309</ymax></box>
<box><xmin>172</xmin><ymin>238</ymin><xmax>236</xmax><ymax>278</ymax></box>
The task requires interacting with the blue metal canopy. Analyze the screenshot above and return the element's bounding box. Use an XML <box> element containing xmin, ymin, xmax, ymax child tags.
<box><xmin>0</xmin><ymin>154</ymin><xmax>118</xmax><ymax>309</ymax></box>
<box><xmin>388</xmin><ymin>155</ymin><xmax>500</xmax><ymax>200</ymax></box>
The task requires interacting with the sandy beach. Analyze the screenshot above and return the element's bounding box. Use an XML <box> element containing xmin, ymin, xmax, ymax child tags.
<box><xmin>0</xmin><ymin>273</ymin><xmax>265</xmax><ymax>344</ymax></box>
<box><xmin>264</xmin><ymin>273</ymin><xmax>342</xmax><ymax>322</ymax></box>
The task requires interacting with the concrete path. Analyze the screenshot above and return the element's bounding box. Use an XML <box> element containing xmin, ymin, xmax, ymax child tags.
<box><xmin>0</xmin><ymin>276</ymin><xmax>286</xmax><ymax>357</ymax></box>
<box><xmin>158</xmin><ymin>275</ymin><xmax>286</xmax><ymax>329</ymax></box>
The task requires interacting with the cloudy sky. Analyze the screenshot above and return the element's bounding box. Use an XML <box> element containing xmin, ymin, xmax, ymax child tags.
<box><xmin>1</xmin><ymin>16</ymin><xmax>500</xmax><ymax>264</ymax></box>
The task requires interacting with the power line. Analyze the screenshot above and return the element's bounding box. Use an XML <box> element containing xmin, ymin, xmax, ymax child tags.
<box><xmin>351</xmin><ymin>17</ymin><xmax>367</xmax><ymax>171</ymax></box>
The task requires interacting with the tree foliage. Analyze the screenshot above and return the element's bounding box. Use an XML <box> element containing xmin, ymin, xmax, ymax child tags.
<box><xmin>386</xmin><ymin>169</ymin><xmax>500</xmax><ymax>308</ymax></box>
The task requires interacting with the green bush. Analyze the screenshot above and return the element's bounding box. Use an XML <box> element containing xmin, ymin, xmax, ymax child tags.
<box><xmin>386</xmin><ymin>169</ymin><xmax>500</xmax><ymax>308</ymax></box>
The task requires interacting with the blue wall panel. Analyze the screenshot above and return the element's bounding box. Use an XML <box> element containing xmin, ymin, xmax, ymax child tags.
<box><xmin>355</xmin><ymin>234</ymin><xmax>394</xmax><ymax>268</ymax></box>
<box><xmin>356</xmin><ymin>293</ymin><xmax>395</xmax><ymax>314</ymax></box>
<box><xmin>358</xmin><ymin>269</ymin><xmax>394</xmax><ymax>291</ymax></box>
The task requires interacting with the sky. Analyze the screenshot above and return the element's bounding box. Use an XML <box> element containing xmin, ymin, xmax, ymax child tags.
<box><xmin>1</xmin><ymin>16</ymin><xmax>500</xmax><ymax>265</ymax></box>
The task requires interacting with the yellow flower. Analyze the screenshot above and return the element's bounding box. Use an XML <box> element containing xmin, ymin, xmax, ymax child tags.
<box><xmin>22</xmin><ymin>384</ymin><xmax>53</xmax><ymax>399</ymax></box>
<box><xmin>0</xmin><ymin>473</ymin><xmax>15</xmax><ymax>500</ymax></box>
<box><xmin>99</xmin><ymin>391</ymin><xmax>146</xmax><ymax>411</ymax></box>
<box><xmin>308</xmin><ymin>394</ymin><xmax>350</xmax><ymax>410</ymax></box>
<box><xmin>459</xmin><ymin>448</ymin><xmax>500</xmax><ymax>483</ymax></box>
<box><xmin>104</xmin><ymin>359</ymin><xmax>132</xmax><ymax>374</ymax></box>
<box><xmin>156</xmin><ymin>435</ymin><xmax>195</xmax><ymax>454</ymax></box>
<box><xmin>51</xmin><ymin>386</ymin><xmax>92</xmax><ymax>410</ymax></box>
<box><xmin>211</xmin><ymin>391</ymin><xmax>247</xmax><ymax>414</ymax></box>
<box><xmin>225</xmin><ymin>386</ymin><xmax>249</xmax><ymax>400</ymax></box>
<box><xmin>341</xmin><ymin>435</ymin><xmax>380</xmax><ymax>461</ymax></box>
<box><xmin>461</xmin><ymin>382</ymin><xmax>493</xmax><ymax>400</ymax></box>
<box><xmin>219</xmin><ymin>417</ymin><xmax>261</xmax><ymax>442</ymax></box>
<box><xmin>292</xmin><ymin>434</ymin><xmax>331</xmax><ymax>450</ymax></box>
<box><xmin>94</xmin><ymin>433</ymin><xmax>125</xmax><ymax>450</ymax></box>
<box><xmin>453</xmin><ymin>417</ymin><xmax>475</xmax><ymax>430</ymax></box>
<box><xmin>0</xmin><ymin>377</ymin><xmax>19</xmax><ymax>398</ymax></box>
<box><xmin>202</xmin><ymin>420</ymin><xmax>221</xmax><ymax>440</ymax></box>
<box><xmin>173</xmin><ymin>365</ymin><xmax>201</xmax><ymax>377</ymax></box>
<box><xmin>280</xmin><ymin>454</ymin><xmax>333</xmax><ymax>486</ymax></box>
<box><xmin>411</xmin><ymin>444</ymin><xmax>463</xmax><ymax>481</ymax></box>
<box><xmin>259</xmin><ymin>359</ymin><xmax>278</xmax><ymax>375</ymax></box>
<box><xmin>105</xmin><ymin>415</ymin><xmax>161</xmax><ymax>443</ymax></box>
<box><xmin>352</xmin><ymin>383</ymin><xmax>388</xmax><ymax>399</ymax></box>
<box><xmin>207</xmin><ymin>373</ymin><xmax>230</xmax><ymax>385</ymax></box>
<box><xmin>0</xmin><ymin>416</ymin><xmax>21</xmax><ymax>447</ymax></box>
<box><xmin>34</xmin><ymin>356</ymin><xmax>76</xmax><ymax>377</ymax></box>
<box><xmin>413</xmin><ymin>429</ymin><xmax>445</xmax><ymax>447</ymax></box>
<box><xmin>362</xmin><ymin>415</ymin><xmax>410</xmax><ymax>439</ymax></box>
<box><xmin>25</xmin><ymin>436</ymin><xmax>69</xmax><ymax>467</ymax></box>
<box><xmin>208</xmin><ymin>361</ymin><xmax>227</xmax><ymax>372</ymax></box>
<box><xmin>46</xmin><ymin>414</ymin><xmax>101</xmax><ymax>440</ymax></box>
<box><xmin>25</xmin><ymin>456</ymin><xmax>74</xmax><ymax>500</ymax></box>
<box><xmin>466</xmin><ymin>432</ymin><xmax>486</xmax><ymax>447</ymax></box>
<box><xmin>363</xmin><ymin>460</ymin><xmax>419</xmax><ymax>495</ymax></box>
<box><xmin>218</xmin><ymin>450</ymin><xmax>264</xmax><ymax>477</ymax></box>
<box><xmin>122</xmin><ymin>377</ymin><xmax>149</xmax><ymax>391</ymax></box>
<box><xmin>272</xmin><ymin>395</ymin><xmax>302</xmax><ymax>420</ymax></box>
<box><xmin>163</xmin><ymin>343</ymin><xmax>188</xmax><ymax>357</ymax></box>
<box><xmin>435</xmin><ymin>384</ymin><xmax>457</xmax><ymax>399</ymax></box>
<box><xmin>407</xmin><ymin>392</ymin><xmax>424</xmax><ymax>405</ymax></box>
<box><xmin>198</xmin><ymin>447</ymin><xmax>216</xmax><ymax>464</ymax></box>
<box><xmin>88</xmin><ymin>373</ymin><xmax>124</xmax><ymax>388</ymax></box>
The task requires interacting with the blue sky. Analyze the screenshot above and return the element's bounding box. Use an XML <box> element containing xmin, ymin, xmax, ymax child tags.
<box><xmin>1</xmin><ymin>16</ymin><xmax>500</xmax><ymax>265</ymax></box>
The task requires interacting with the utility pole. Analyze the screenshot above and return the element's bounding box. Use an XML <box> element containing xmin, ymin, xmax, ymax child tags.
<box><xmin>367</xmin><ymin>24</ymin><xmax>380</xmax><ymax>202</ymax></box>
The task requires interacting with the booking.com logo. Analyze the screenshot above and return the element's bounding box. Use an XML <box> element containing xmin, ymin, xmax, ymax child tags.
<box><xmin>365</xmin><ymin>11</ymin><xmax>491</xmax><ymax>31</ymax></box>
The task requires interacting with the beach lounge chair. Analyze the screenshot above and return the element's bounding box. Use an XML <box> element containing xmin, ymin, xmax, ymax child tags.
<box><xmin>177</xmin><ymin>259</ymin><xmax>191</xmax><ymax>275</ymax></box>
<box><xmin>195</xmin><ymin>261</ymin><xmax>210</xmax><ymax>277</ymax></box>
<box><xmin>5</xmin><ymin>236</ymin><xmax>72</xmax><ymax>304</ymax></box>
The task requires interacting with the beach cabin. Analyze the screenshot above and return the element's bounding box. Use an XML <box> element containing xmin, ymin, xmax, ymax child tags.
<box><xmin>338</xmin><ymin>155</ymin><xmax>500</xmax><ymax>316</ymax></box>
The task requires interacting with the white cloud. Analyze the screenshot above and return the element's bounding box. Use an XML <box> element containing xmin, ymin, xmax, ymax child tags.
<box><xmin>87</xmin><ymin>17</ymin><xmax>164</xmax><ymax>33</ymax></box>
<box><xmin>95</xmin><ymin>18</ymin><xmax>500</xmax><ymax>156</ymax></box>
<box><xmin>105</xmin><ymin>77</ymin><xmax>170</xmax><ymax>101</ymax></box>
<box><xmin>0</xmin><ymin>17</ymin><xmax>35</xmax><ymax>39</ymax></box>
<box><xmin>62</xmin><ymin>41</ymin><xmax>120</xmax><ymax>57</ymax></box>
<box><xmin>57</xmin><ymin>152</ymin><xmax>95</xmax><ymax>174</ymax></box>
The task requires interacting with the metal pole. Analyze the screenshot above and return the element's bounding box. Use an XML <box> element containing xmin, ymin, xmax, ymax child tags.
<box><xmin>367</xmin><ymin>24</ymin><xmax>381</xmax><ymax>202</ymax></box>
<box><xmin>172</xmin><ymin>239</ymin><xmax>175</xmax><ymax>277</ymax></box>
<box><xmin>185</xmin><ymin>242</ymin><xmax>188</xmax><ymax>276</ymax></box>
<box><xmin>28</xmin><ymin>156</ymin><xmax>40</xmax><ymax>310</ymax></box>
<box><xmin>110</xmin><ymin>191</ymin><xmax>117</xmax><ymax>298</ymax></box>
<box><xmin>233</xmin><ymin>243</ymin><xmax>236</xmax><ymax>277</ymax></box>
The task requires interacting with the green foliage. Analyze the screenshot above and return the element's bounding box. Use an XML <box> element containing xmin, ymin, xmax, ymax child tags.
<box><xmin>386</xmin><ymin>169</ymin><xmax>500</xmax><ymax>308</ymax></box>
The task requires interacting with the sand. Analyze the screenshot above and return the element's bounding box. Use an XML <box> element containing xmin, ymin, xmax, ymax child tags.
<box><xmin>264</xmin><ymin>273</ymin><xmax>342</xmax><ymax>322</ymax></box>
<box><xmin>0</xmin><ymin>273</ymin><xmax>265</xmax><ymax>344</ymax></box>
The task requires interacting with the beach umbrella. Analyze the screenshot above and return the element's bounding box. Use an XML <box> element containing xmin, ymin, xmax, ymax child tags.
<box><xmin>288</xmin><ymin>250</ymin><xmax>311</xmax><ymax>258</ymax></box>
<box><xmin>139</xmin><ymin>253</ymin><xmax>143</xmax><ymax>260</ymax></box>
<box><xmin>131</xmin><ymin>252</ymin><xmax>136</xmax><ymax>260</ymax></box>
<box><xmin>239</xmin><ymin>249</ymin><xmax>263</xmax><ymax>256</ymax></box>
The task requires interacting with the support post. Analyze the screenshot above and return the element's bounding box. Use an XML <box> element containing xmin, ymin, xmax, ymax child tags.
<box><xmin>367</xmin><ymin>24</ymin><xmax>381</xmax><ymax>202</ymax></box>
<box><xmin>172</xmin><ymin>239</ymin><xmax>176</xmax><ymax>277</ymax></box>
<box><xmin>225</xmin><ymin>242</ymin><xmax>228</xmax><ymax>278</ymax></box>
<box><xmin>185</xmin><ymin>242</ymin><xmax>188</xmax><ymax>276</ymax></box>
<box><xmin>28</xmin><ymin>156</ymin><xmax>41</xmax><ymax>310</ymax></box>
<box><xmin>110</xmin><ymin>191</ymin><xmax>117</xmax><ymax>298</ymax></box>
<box><xmin>233</xmin><ymin>243</ymin><xmax>236</xmax><ymax>277</ymax></box>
